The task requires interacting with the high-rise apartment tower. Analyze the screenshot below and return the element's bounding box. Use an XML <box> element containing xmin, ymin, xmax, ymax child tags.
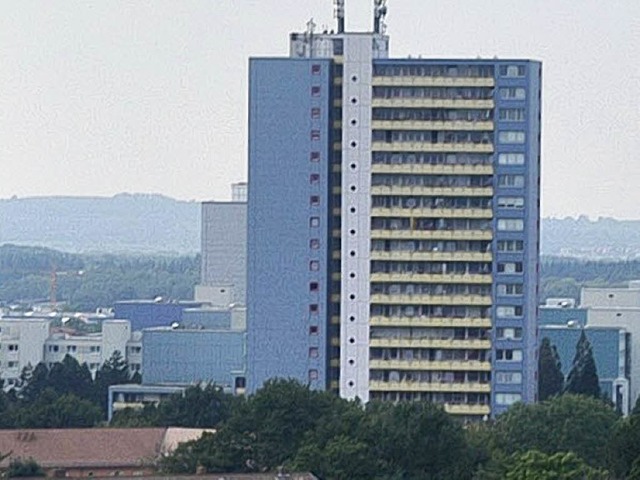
<box><xmin>247</xmin><ymin>1</ymin><xmax>541</xmax><ymax>419</ymax></box>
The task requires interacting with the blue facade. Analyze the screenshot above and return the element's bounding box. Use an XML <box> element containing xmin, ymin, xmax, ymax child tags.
<box><xmin>114</xmin><ymin>300</ymin><xmax>205</xmax><ymax>331</ymax></box>
<box><xmin>491</xmin><ymin>60</ymin><xmax>542</xmax><ymax>415</ymax></box>
<box><xmin>539</xmin><ymin>307</ymin><xmax>588</xmax><ymax>327</ymax></box>
<box><xmin>247</xmin><ymin>58</ymin><xmax>333</xmax><ymax>392</ymax></box>
<box><xmin>182</xmin><ymin>308</ymin><xmax>232</xmax><ymax>330</ymax></box>
<box><xmin>142</xmin><ymin>328</ymin><xmax>245</xmax><ymax>387</ymax></box>
<box><xmin>539</xmin><ymin>325</ymin><xmax>627</xmax><ymax>404</ymax></box>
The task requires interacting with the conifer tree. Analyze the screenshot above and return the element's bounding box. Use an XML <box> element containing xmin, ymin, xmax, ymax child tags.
<box><xmin>538</xmin><ymin>337</ymin><xmax>564</xmax><ymax>401</ymax></box>
<box><xmin>565</xmin><ymin>330</ymin><xmax>600</xmax><ymax>398</ymax></box>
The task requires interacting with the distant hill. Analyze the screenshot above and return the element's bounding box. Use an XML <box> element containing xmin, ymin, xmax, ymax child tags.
<box><xmin>0</xmin><ymin>194</ymin><xmax>200</xmax><ymax>254</ymax></box>
<box><xmin>2</xmin><ymin>195</ymin><xmax>640</xmax><ymax>258</ymax></box>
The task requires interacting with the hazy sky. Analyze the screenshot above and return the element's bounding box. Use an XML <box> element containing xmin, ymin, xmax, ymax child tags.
<box><xmin>1</xmin><ymin>0</ymin><xmax>639</xmax><ymax>218</ymax></box>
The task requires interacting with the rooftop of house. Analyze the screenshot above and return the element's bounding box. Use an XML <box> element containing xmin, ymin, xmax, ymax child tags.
<box><xmin>0</xmin><ymin>427</ymin><xmax>211</xmax><ymax>469</ymax></box>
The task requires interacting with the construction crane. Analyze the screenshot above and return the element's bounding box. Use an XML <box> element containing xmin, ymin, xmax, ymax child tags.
<box><xmin>50</xmin><ymin>267</ymin><xmax>84</xmax><ymax>308</ymax></box>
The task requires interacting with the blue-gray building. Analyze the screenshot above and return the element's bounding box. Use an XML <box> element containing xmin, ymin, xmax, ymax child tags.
<box><xmin>114</xmin><ymin>300</ymin><xmax>206</xmax><ymax>331</ymax></box>
<box><xmin>247</xmin><ymin>5</ymin><xmax>541</xmax><ymax>419</ymax></box>
<box><xmin>539</xmin><ymin>324</ymin><xmax>629</xmax><ymax>414</ymax></box>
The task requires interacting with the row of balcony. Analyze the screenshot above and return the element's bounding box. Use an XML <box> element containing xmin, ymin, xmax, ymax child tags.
<box><xmin>372</xmin><ymin>141</ymin><xmax>494</xmax><ymax>153</ymax></box>
<box><xmin>371</xmin><ymin>163</ymin><xmax>493</xmax><ymax>175</ymax></box>
<box><xmin>370</xmin><ymin>251</ymin><xmax>492</xmax><ymax>262</ymax></box>
<box><xmin>372</xmin><ymin>98</ymin><xmax>495</xmax><ymax>109</ymax></box>
<box><xmin>369</xmin><ymin>293</ymin><xmax>492</xmax><ymax>306</ymax></box>
<box><xmin>370</xmin><ymin>316</ymin><xmax>492</xmax><ymax>328</ymax></box>
<box><xmin>371</xmin><ymin>76</ymin><xmax>495</xmax><ymax>88</ymax></box>
<box><xmin>333</xmin><ymin>229</ymin><xmax>493</xmax><ymax>241</ymax></box>
<box><xmin>370</xmin><ymin>359</ymin><xmax>492</xmax><ymax>371</ymax></box>
<box><xmin>371</xmin><ymin>120</ymin><xmax>494</xmax><ymax>131</ymax></box>
<box><xmin>370</xmin><ymin>207</ymin><xmax>493</xmax><ymax>219</ymax></box>
<box><xmin>369</xmin><ymin>380</ymin><xmax>491</xmax><ymax>393</ymax></box>
<box><xmin>369</xmin><ymin>273</ymin><xmax>492</xmax><ymax>284</ymax></box>
<box><xmin>370</xmin><ymin>185</ymin><xmax>494</xmax><ymax>197</ymax></box>
<box><xmin>369</xmin><ymin>337</ymin><xmax>491</xmax><ymax>349</ymax></box>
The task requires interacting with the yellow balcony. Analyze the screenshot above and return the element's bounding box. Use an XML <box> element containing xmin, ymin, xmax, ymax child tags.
<box><xmin>330</xmin><ymin>358</ymin><xmax>340</xmax><ymax>367</ymax></box>
<box><xmin>370</xmin><ymin>251</ymin><xmax>492</xmax><ymax>262</ymax></box>
<box><xmin>444</xmin><ymin>404</ymin><xmax>491</xmax><ymax>416</ymax></box>
<box><xmin>331</xmin><ymin>294</ymin><xmax>341</xmax><ymax>303</ymax></box>
<box><xmin>370</xmin><ymin>273</ymin><xmax>492</xmax><ymax>284</ymax></box>
<box><xmin>332</xmin><ymin>186</ymin><xmax>341</xmax><ymax>195</ymax></box>
<box><xmin>370</xmin><ymin>207</ymin><xmax>493</xmax><ymax>219</ymax></box>
<box><xmin>331</xmin><ymin>337</ymin><xmax>340</xmax><ymax>347</ymax></box>
<box><xmin>371</xmin><ymin>120</ymin><xmax>494</xmax><ymax>131</ymax></box>
<box><xmin>370</xmin><ymin>185</ymin><xmax>494</xmax><ymax>197</ymax></box>
<box><xmin>370</xmin><ymin>293</ymin><xmax>491</xmax><ymax>306</ymax></box>
<box><xmin>369</xmin><ymin>380</ymin><xmax>491</xmax><ymax>393</ymax></box>
<box><xmin>369</xmin><ymin>337</ymin><xmax>491</xmax><ymax>349</ymax></box>
<box><xmin>371</xmin><ymin>163</ymin><xmax>493</xmax><ymax>175</ymax></box>
<box><xmin>332</xmin><ymin>251</ymin><xmax>341</xmax><ymax>259</ymax></box>
<box><xmin>333</xmin><ymin>77</ymin><xmax>343</xmax><ymax>85</ymax></box>
<box><xmin>372</xmin><ymin>142</ymin><xmax>494</xmax><ymax>153</ymax></box>
<box><xmin>331</xmin><ymin>315</ymin><xmax>340</xmax><ymax>325</ymax></box>
<box><xmin>372</xmin><ymin>76</ymin><xmax>495</xmax><ymax>88</ymax></box>
<box><xmin>332</xmin><ymin>164</ymin><xmax>342</xmax><ymax>173</ymax></box>
<box><xmin>369</xmin><ymin>359</ymin><xmax>492</xmax><ymax>371</ymax></box>
<box><xmin>330</xmin><ymin>380</ymin><xmax>339</xmax><ymax>390</ymax></box>
<box><xmin>333</xmin><ymin>120</ymin><xmax>342</xmax><ymax>129</ymax></box>
<box><xmin>333</xmin><ymin>142</ymin><xmax>342</xmax><ymax>150</ymax></box>
<box><xmin>372</xmin><ymin>98</ymin><xmax>494</xmax><ymax>109</ymax></box>
<box><xmin>370</xmin><ymin>229</ymin><xmax>492</xmax><ymax>241</ymax></box>
<box><xmin>370</xmin><ymin>316</ymin><xmax>492</xmax><ymax>328</ymax></box>
<box><xmin>331</xmin><ymin>272</ymin><xmax>341</xmax><ymax>281</ymax></box>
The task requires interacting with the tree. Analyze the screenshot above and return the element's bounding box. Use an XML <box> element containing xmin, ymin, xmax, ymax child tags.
<box><xmin>94</xmin><ymin>351</ymin><xmax>132</xmax><ymax>413</ymax></box>
<box><xmin>7</xmin><ymin>458</ymin><xmax>45</xmax><ymax>478</ymax></box>
<box><xmin>564</xmin><ymin>331</ymin><xmax>600</xmax><ymax>398</ymax></box>
<box><xmin>538</xmin><ymin>337</ymin><xmax>565</xmax><ymax>401</ymax></box>
<box><xmin>504</xmin><ymin>450</ymin><xmax>609</xmax><ymax>480</ymax></box>
<box><xmin>11</xmin><ymin>389</ymin><xmax>101</xmax><ymax>428</ymax></box>
<box><xmin>490</xmin><ymin>394</ymin><xmax>618</xmax><ymax>469</ymax></box>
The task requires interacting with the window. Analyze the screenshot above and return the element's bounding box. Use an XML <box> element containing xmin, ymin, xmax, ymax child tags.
<box><xmin>8</xmin><ymin>344</ymin><xmax>18</xmax><ymax>352</ymax></box>
<box><xmin>310</xmin><ymin>216</ymin><xmax>320</xmax><ymax>228</ymax></box>
<box><xmin>129</xmin><ymin>346</ymin><xmax>141</xmax><ymax>354</ymax></box>
<box><xmin>497</xmin><ymin>240</ymin><xmax>524</xmax><ymax>252</ymax></box>
<box><xmin>310</xmin><ymin>239</ymin><xmax>320</xmax><ymax>249</ymax></box>
<box><xmin>311</xmin><ymin>64</ymin><xmax>322</xmax><ymax>75</ymax></box>
<box><xmin>498</xmin><ymin>131</ymin><xmax>526</xmax><ymax>144</ymax></box>
<box><xmin>311</xmin><ymin>86</ymin><xmax>321</xmax><ymax>97</ymax></box>
<box><xmin>497</xmin><ymin>283</ymin><xmax>524</xmax><ymax>296</ymax></box>
<box><xmin>499</xmin><ymin>108</ymin><xmax>526</xmax><ymax>121</ymax></box>
<box><xmin>309</xmin><ymin>304</ymin><xmax>319</xmax><ymax>313</ymax></box>
<box><xmin>311</xmin><ymin>107</ymin><xmax>321</xmax><ymax>119</ymax></box>
<box><xmin>497</xmin><ymin>219</ymin><xmax>524</xmax><ymax>231</ymax></box>
<box><xmin>90</xmin><ymin>346</ymin><xmax>101</xmax><ymax>353</ymax></box>
<box><xmin>495</xmin><ymin>372</ymin><xmax>523</xmax><ymax>384</ymax></box>
<box><xmin>67</xmin><ymin>345</ymin><xmax>77</xmax><ymax>353</ymax></box>
<box><xmin>309</xmin><ymin>347</ymin><xmax>319</xmax><ymax>358</ymax></box>
<box><xmin>498</xmin><ymin>175</ymin><xmax>525</xmax><ymax>188</ymax></box>
<box><xmin>498</xmin><ymin>153</ymin><xmax>525</xmax><ymax>165</ymax></box>
<box><xmin>309</xmin><ymin>260</ymin><xmax>319</xmax><ymax>271</ymax></box>
<box><xmin>309</xmin><ymin>369</ymin><xmax>319</xmax><ymax>381</ymax></box>
<box><xmin>310</xmin><ymin>195</ymin><xmax>320</xmax><ymax>206</ymax></box>
<box><xmin>89</xmin><ymin>363</ymin><xmax>100</xmax><ymax>370</ymax></box>
<box><xmin>498</xmin><ymin>262</ymin><xmax>524</xmax><ymax>274</ymax></box>
<box><xmin>496</xmin><ymin>306</ymin><xmax>523</xmax><ymax>318</ymax></box>
<box><xmin>310</xmin><ymin>282</ymin><xmax>319</xmax><ymax>292</ymax></box>
<box><xmin>500</xmin><ymin>87</ymin><xmax>526</xmax><ymax>100</ymax></box>
<box><xmin>48</xmin><ymin>345</ymin><xmax>59</xmax><ymax>353</ymax></box>
<box><xmin>310</xmin><ymin>151</ymin><xmax>320</xmax><ymax>162</ymax></box>
<box><xmin>496</xmin><ymin>349</ymin><xmax>523</xmax><ymax>362</ymax></box>
<box><xmin>495</xmin><ymin>393</ymin><xmax>522</xmax><ymax>405</ymax></box>
<box><xmin>311</xmin><ymin>130</ymin><xmax>321</xmax><ymax>141</ymax></box>
<box><xmin>309</xmin><ymin>325</ymin><xmax>319</xmax><ymax>335</ymax></box>
<box><xmin>496</xmin><ymin>327</ymin><xmax>523</xmax><ymax>340</ymax></box>
<box><xmin>499</xmin><ymin>65</ymin><xmax>526</xmax><ymax>77</ymax></box>
<box><xmin>7</xmin><ymin>361</ymin><xmax>18</xmax><ymax>368</ymax></box>
<box><xmin>498</xmin><ymin>197</ymin><xmax>524</xmax><ymax>209</ymax></box>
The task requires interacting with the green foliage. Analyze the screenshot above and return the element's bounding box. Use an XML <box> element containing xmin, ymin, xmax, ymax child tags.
<box><xmin>564</xmin><ymin>331</ymin><xmax>601</xmax><ymax>399</ymax></box>
<box><xmin>606</xmin><ymin>406</ymin><xmax>640</xmax><ymax>478</ymax></box>
<box><xmin>0</xmin><ymin>245</ymin><xmax>199</xmax><ymax>310</ymax></box>
<box><xmin>490</xmin><ymin>395</ymin><xmax>618</xmax><ymax>468</ymax></box>
<box><xmin>112</xmin><ymin>384</ymin><xmax>236</xmax><ymax>429</ymax></box>
<box><xmin>538</xmin><ymin>337</ymin><xmax>565</xmax><ymax>401</ymax></box>
<box><xmin>7</xmin><ymin>457</ymin><xmax>45</xmax><ymax>478</ymax></box>
<box><xmin>503</xmin><ymin>450</ymin><xmax>609</xmax><ymax>480</ymax></box>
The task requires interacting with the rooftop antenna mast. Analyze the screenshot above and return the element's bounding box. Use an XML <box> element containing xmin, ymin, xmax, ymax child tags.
<box><xmin>374</xmin><ymin>0</ymin><xmax>388</xmax><ymax>34</ymax></box>
<box><xmin>334</xmin><ymin>0</ymin><xmax>345</xmax><ymax>33</ymax></box>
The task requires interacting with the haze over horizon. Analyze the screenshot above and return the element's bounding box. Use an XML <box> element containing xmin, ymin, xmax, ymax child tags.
<box><xmin>1</xmin><ymin>0</ymin><xmax>639</xmax><ymax>218</ymax></box>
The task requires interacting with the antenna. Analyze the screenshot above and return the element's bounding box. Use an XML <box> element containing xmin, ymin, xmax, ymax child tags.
<box><xmin>374</xmin><ymin>0</ymin><xmax>388</xmax><ymax>34</ymax></box>
<box><xmin>334</xmin><ymin>0</ymin><xmax>345</xmax><ymax>33</ymax></box>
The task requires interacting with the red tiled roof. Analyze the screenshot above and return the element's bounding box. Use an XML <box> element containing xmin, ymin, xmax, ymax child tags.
<box><xmin>0</xmin><ymin>428</ymin><xmax>167</xmax><ymax>468</ymax></box>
